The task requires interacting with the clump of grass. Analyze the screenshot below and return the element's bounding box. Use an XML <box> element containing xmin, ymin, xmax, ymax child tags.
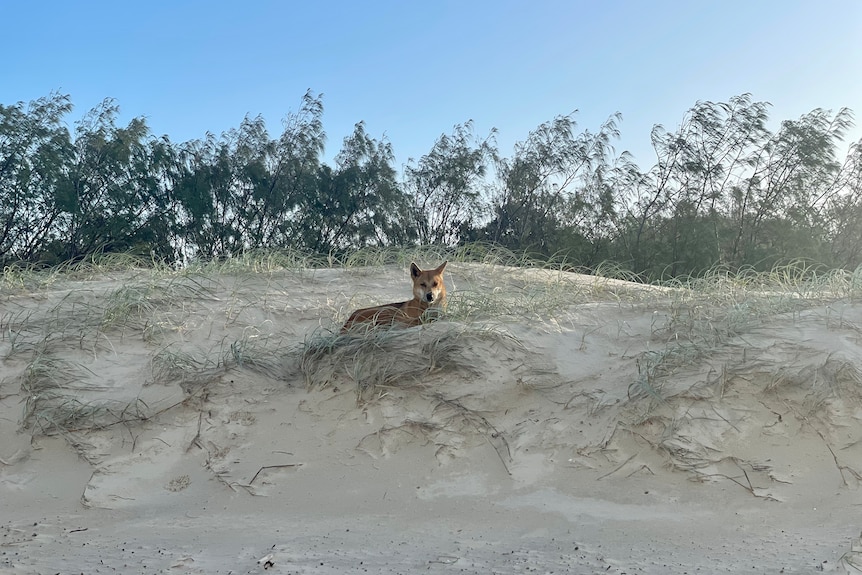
<box><xmin>296</xmin><ymin>321</ymin><xmax>521</xmax><ymax>402</ymax></box>
<box><xmin>764</xmin><ymin>356</ymin><xmax>862</xmax><ymax>405</ymax></box>
<box><xmin>18</xmin><ymin>350</ymin><xmax>150</xmax><ymax>435</ymax></box>
<box><xmin>223</xmin><ymin>329</ymin><xmax>292</xmax><ymax>381</ymax></box>
<box><xmin>100</xmin><ymin>274</ymin><xmax>216</xmax><ymax>331</ymax></box>
<box><xmin>19</xmin><ymin>350</ymin><xmax>93</xmax><ymax>394</ymax></box>
<box><xmin>444</xmin><ymin>263</ymin><xmax>658</xmax><ymax>325</ymax></box>
<box><xmin>444</xmin><ymin>282</ymin><xmax>575</xmax><ymax>323</ymax></box>
<box><xmin>1</xmin><ymin>293</ymin><xmax>107</xmax><ymax>361</ymax></box>
<box><xmin>670</xmin><ymin>260</ymin><xmax>859</xmax><ymax>306</ymax></box>
<box><xmin>151</xmin><ymin>347</ymin><xmax>223</xmax><ymax>390</ymax></box>
<box><xmin>1</xmin><ymin>307</ymin><xmax>36</xmax><ymax>357</ymax></box>
<box><xmin>101</xmin><ymin>284</ymin><xmax>159</xmax><ymax>329</ymax></box>
<box><xmin>627</xmin><ymin>344</ymin><xmax>705</xmax><ymax>418</ymax></box>
<box><xmin>1</xmin><ymin>261</ymin><xmax>56</xmax><ymax>293</ymax></box>
<box><xmin>25</xmin><ymin>397</ymin><xmax>151</xmax><ymax>436</ymax></box>
<box><xmin>55</xmin><ymin>252</ymin><xmax>162</xmax><ymax>280</ymax></box>
<box><xmin>1</xmin><ymin>251</ymin><xmax>166</xmax><ymax>295</ymax></box>
<box><xmin>341</xmin><ymin>242</ymin><xmax>548</xmax><ymax>270</ymax></box>
<box><xmin>3</xmin><ymin>264</ymin><xmax>220</xmax><ymax>361</ymax></box>
<box><xmin>824</xmin><ymin>264</ymin><xmax>862</xmax><ymax>301</ymax></box>
<box><xmin>186</xmin><ymin>248</ymin><xmax>330</xmax><ymax>275</ymax></box>
<box><xmin>342</xmin><ymin>245</ymin><xmax>453</xmax><ymax>269</ymax></box>
<box><xmin>615</xmin><ymin>260</ymin><xmax>862</xmax><ymax>491</ymax></box>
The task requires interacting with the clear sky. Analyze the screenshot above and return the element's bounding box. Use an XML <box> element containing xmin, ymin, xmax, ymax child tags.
<box><xmin>3</xmin><ymin>0</ymin><xmax>860</xmax><ymax>169</ymax></box>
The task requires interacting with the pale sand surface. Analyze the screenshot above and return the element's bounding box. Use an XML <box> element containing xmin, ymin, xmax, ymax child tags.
<box><xmin>2</xmin><ymin>263</ymin><xmax>861</xmax><ymax>574</ymax></box>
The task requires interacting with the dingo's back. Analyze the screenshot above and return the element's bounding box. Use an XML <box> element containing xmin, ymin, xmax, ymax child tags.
<box><xmin>341</xmin><ymin>261</ymin><xmax>447</xmax><ymax>332</ymax></box>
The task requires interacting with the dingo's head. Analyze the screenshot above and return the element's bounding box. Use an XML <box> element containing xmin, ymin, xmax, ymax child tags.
<box><xmin>411</xmin><ymin>261</ymin><xmax>447</xmax><ymax>306</ymax></box>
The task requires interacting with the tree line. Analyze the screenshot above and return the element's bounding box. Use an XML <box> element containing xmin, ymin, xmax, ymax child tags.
<box><xmin>2</xmin><ymin>91</ymin><xmax>860</xmax><ymax>279</ymax></box>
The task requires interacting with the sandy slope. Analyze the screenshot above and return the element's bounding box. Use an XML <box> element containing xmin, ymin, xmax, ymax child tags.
<box><xmin>1</xmin><ymin>262</ymin><xmax>861</xmax><ymax>574</ymax></box>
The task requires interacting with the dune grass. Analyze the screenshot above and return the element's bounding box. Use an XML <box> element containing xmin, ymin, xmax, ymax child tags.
<box><xmin>296</xmin><ymin>321</ymin><xmax>521</xmax><ymax>402</ymax></box>
<box><xmin>4</xmin><ymin>245</ymin><xmax>861</xmax><ymax>465</ymax></box>
<box><xmin>3</xmin><ymin>247</ymin><xmax>859</xmax><ymax>497</ymax></box>
<box><xmin>611</xmin><ymin>261</ymin><xmax>862</xmax><ymax>490</ymax></box>
<box><xmin>18</xmin><ymin>349</ymin><xmax>148</xmax><ymax>435</ymax></box>
<box><xmin>638</xmin><ymin>261</ymin><xmax>862</xmax><ymax>398</ymax></box>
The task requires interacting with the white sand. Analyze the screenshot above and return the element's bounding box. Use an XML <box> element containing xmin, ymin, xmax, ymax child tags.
<box><xmin>1</xmin><ymin>263</ymin><xmax>861</xmax><ymax>574</ymax></box>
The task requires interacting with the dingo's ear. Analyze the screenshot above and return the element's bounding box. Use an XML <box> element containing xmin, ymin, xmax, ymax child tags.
<box><xmin>410</xmin><ymin>262</ymin><xmax>421</xmax><ymax>277</ymax></box>
<box><xmin>435</xmin><ymin>261</ymin><xmax>447</xmax><ymax>274</ymax></box>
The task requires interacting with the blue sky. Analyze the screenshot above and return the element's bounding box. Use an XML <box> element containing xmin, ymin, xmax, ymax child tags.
<box><xmin>3</xmin><ymin>0</ymin><xmax>860</xmax><ymax>169</ymax></box>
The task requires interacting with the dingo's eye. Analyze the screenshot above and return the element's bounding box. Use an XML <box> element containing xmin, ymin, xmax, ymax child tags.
<box><xmin>432</xmin><ymin>282</ymin><xmax>438</xmax><ymax>287</ymax></box>
<box><xmin>420</xmin><ymin>283</ymin><xmax>427</xmax><ymax>287</ymax></box>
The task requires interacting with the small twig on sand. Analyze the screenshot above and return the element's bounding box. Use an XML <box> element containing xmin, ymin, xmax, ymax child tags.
<box><xmin>820</xmin><ymin>433</ymin><xmax>862</xmax><ymax>486</ymax></box>
<box><xmin>187</xmin><ymin>410</ymin><xmax>204</xmax><ymax>452</ymax></box>
<box><xmin>597</xmin><ymin>453</ymin><xmax>638</xmax><ymax>481</ymax></box>
<box><xmin>249</xmin><ymin>464</ymin><xmax>303</xmax><ymax>485</ymax></box>
<box><xmin>791</xmin><ymin>405</ymin><xmax>862</xmax><ymax>486</ymax></box>
<box><xmin>698</xmin><ymin>459</ymin><xmax>779</xmax><ymax>501</ymax></box>
<box><xmin>710</xmin><ymin>405</ymin><xmax>740</xmax><ymax>432</ymax></box>
<box><xmin>433</xmin><ymin>393</ymin><xmax>512</xmax><ymax>476</ymax></box>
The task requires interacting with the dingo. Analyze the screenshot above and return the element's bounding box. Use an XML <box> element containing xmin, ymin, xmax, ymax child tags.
<box><xmin>341</xmin><ymin>261</ymin><xmax>447</xmax><ymax>332</ymax></box>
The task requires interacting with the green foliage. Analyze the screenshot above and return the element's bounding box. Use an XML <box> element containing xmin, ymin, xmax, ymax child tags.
<box><xmin>1</xmin><ymin>91</ymin><xmax>860</xmax><ymax>278</ymax></box>
<box><xmin>405</xmin><ymin>121</ymin><xmax>497</xmax><ymax>245</ymax></box>
<box><xmin>827</xmin><ymin>141</ymin><xmax>862</xmax><ymax>267</ymax></box>
<box><xmin>0</xmin><ymin>93</ymin><xmax>73</xmax><ymax>264</ymax></box>
<box><xmin>173</xmin><ymin>90</ymin><xmax>326</xmax><ymax>258</ymax></box>
<box><xmin>57</xmin><ymin>100</ymin><xmax>180</xmax><ymax>263</ymax></box>
<box><xmin>296</xmin><ymin>121</ymin><xmax>411</xmax><ymax>253</ymax></box>
<box><xmin>485</xmin><ymin>111</ymin><xmax>623</xmax><ymax>260</ymax></box>
<box><xmin>612</xmin><ymin>95</ymin><xmax>858</xmax><ymax>279</ymax></box>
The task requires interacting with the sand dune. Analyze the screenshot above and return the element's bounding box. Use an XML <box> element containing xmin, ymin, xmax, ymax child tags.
<box><xmin>2</xmin><ymin>260</ymin><xmax>861</xmax><ymax>573</ymax></box>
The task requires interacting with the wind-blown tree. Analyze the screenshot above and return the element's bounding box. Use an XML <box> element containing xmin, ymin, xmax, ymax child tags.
<box><xmin>173</xmin><ymin>133</ymin><xmax>238</xmax><ymax>258</ymax></box>
<box><xmin>174</xmin><ymin>90</ymin><xmax>325</xmax><ymax>258</ymax></box>
<box><xmin>614</xmin><ymin>95</ymin><xmax>854</xmax><ymax>277</ymax></box>
<box><xmin>405</xmin><ymin>121</ymin><xmax>497</xmax><ymax>245</ymax></box>
<box><xmin>728</xmin><ymin>106</ymin><xmax>853</xmax><ymax>267</ymax></box>
<box><xmin>5</xmin><ymin>90</ymin><xmax>862</xmax><ymax>276</ymax></box>
<box><xmin>825</xmin><ymin>139</ymin><xmax>862</xmax><ymax>269</ymax></box>
<box><xmin>250</xmin><ymin>90</ymin><xmax>325</xmax><ymax>247</ymax></box>
<box><xmin>294</xmin><ymin>121</ymin><xmax>410</xmax><ymax>253</ymax></box>
<box><xmin>0</xmin><ymin>92</ymin><xmax>72</xmax><ymax>264</ymax></box>
<box><xmin>561</xmin><ymin>152</ymin><xmax>640</xmax><ymax>267</ymax></box>
<box><xmin>617</xmin><ymin>94</ymin><xmax>772</xmax><ymax>276</ymax></box>
<box><xmin>486</xmin><ymin>111</ymin><xmax>624</xmax><ymax>258</ymax></box>
<box><xmin>50</xmin><ymin>99</ymin><xmax>179</xmax><ymax>262</ymax></box>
